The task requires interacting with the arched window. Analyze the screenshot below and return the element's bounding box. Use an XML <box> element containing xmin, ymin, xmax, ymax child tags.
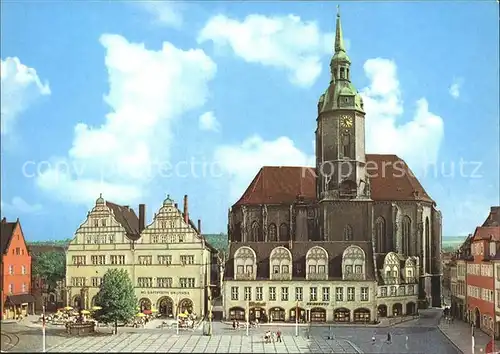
<box><xmin>251</xmin><ymin>221</ymin><xmax>260</xmax><ymax>242</ymax></box>
<box><xmin>402</xmin><ymin>216</ymin><xmax>411</xmax><ymax>255</ymax></box>
<box><xmin>279</xmin><ymin>223</ymin><xmax>289</xmax><ymax>241</ymax></box>
<box><xmin>269</xmin><ymin>246</ymin><xmax>292</xmax><ymax>280</ymax></box>
<box><xmin>234</xmin><ymin>246</ymin><xmax>257</xmax><ymax>280</ymax></box>
<box><xmin>268</xmin><ymin>223</ymin><xmax>277</xmax><ymax>241</ymax></box>
<box><xmin>375</xmin><ymin>217</ymin><xmax>386</xmax><ymax>253</ymax></box>
<box><xmin>306</xmin><ymin>246</ymin><xmax>329</xmax><ymax>280</ymax></box>
<box><xmin>425</xmin><ymin>217</ymin><xmax>431</xmax><ymax>273</ymax></box>
<box><xmin>340</xmin><ymin>67</ymin><xmax>345</xmax><ymax>79</ymax></box>
<box><xmin>343</xmin><ymin>224</ymin><xmax>353</xmax><ymax>241</ymax></box>
<box><xmin>342</xmin><ymin>245</ymin><xmax>366</xmax><ymax>280</ymax></box>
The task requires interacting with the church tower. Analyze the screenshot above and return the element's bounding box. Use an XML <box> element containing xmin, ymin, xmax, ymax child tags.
<box><xmin>316</xmin><ymin>7</ymin><xmax>369</xmax><ymax>201</ymax></box>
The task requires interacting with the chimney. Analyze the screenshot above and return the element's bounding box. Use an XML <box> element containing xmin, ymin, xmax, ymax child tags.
<box><xmin>139</xmin><ymin>204</ymin><xmax>146</xmax><ymax>233</ymax></box>
<box><xmin>183</xmin><ymin>195</ymin><xmax>189</xmax><ymax>224</ymax></box>
<box><xmin>198</xmin><ymin>219</ymin><xmax>201</xmax><ymax>234</ymax></box>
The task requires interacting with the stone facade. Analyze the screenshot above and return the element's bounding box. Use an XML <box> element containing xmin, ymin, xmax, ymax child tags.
<box><xmin>66</xmin><ymin>194</ymin><xmax>217</xmax><ymax>318</ymax></box>
<box><xmin>222</xmin><ymin>9</ymin><xmax>442</xmax><ymax>323</ymax></box>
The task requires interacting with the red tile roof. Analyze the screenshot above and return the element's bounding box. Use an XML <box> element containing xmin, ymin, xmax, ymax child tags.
<box><xmin>0</xmin><ymin>218</ymin><xmax>17</xmax><ymax>255</ymax></box>
<box><xmin>234</xmin><ymin>154</ymin><xmax>433</xmax><ymax>206</ymax></box>
<box><xmin>472</xmin><ymin>226</ymin><xmax>500</xmax><ymax>242</ymax></box>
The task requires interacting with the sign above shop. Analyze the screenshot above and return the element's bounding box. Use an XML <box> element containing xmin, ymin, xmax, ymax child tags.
<box><xmin>139</xmin><ymin>290</ymin><xmax>190</xmax><ymax>296</ymax></box>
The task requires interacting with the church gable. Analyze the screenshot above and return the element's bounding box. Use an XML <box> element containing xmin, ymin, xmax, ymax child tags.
<box><xmin>233</xmin><ymin>155</ymin><xmax>433</xmax><ymax>207</ymax></box>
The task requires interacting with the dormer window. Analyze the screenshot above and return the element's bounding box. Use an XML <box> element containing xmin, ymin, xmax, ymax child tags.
<box><xmin>318</xmin><ymin>265</ymin><xmax>325</xmax><ymax>273</ymax></box>
<box><xmin>355</xmin><ymin>265</ymin><xmax>362</xmax><ymax>274</ymax></box>
<box><xmin>346</xmin><ymin>265</ymin><xmax>353</xmax><ymax>274</ymax></box>
<box><xmin>273</xmin><ymin>265</ymin><xmax>280</xmax><ymax>274</ymax></box>
<box><xmin>237</xmin><ymin>265</ymin><xmax>244</xmax><ymax>274</ymax></box>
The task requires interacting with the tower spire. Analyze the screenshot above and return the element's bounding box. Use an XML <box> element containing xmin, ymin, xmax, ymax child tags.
<box><xmin>335</xmin><ymin>5</ymin><xmax>346</xmax><ymax>53</ymax></box>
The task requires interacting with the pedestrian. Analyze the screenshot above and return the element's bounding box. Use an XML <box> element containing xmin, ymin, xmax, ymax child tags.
<box><xmin>232</xmin><ymin>320</ymin><xmax>236</xmax><ymax>330</ymax></box>
<box><xmin>265</xmin><ymin>330</ymin><xmax>271</xmax><ymax>343</ymax></box>
<box><xmin>372</xmin><ymin>335</ymin><xmax>376</xmax><ymax>344</ymax></box>
<box><xmin>387</xmin><ymin>332</ymin><xmax>391</xmax><ymax>344</ymax></box>
<box><xmin>277</xmin><ymin>330</ymin><xmax>282</xmax><ymax>342</ymax></box>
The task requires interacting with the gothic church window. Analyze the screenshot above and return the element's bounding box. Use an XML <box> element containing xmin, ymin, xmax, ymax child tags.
<box><xmin>268</xmin><ymin>223</ymin><xmax>277</xmax><ymax>241</ymax></box>
<box><xmin>375</xmin><ymin>217</ymin><xmax>386</xmax><ymax>253</ymax></box>
<box><xmin>343</xmin><ymin>224</ymin><xmax>353</xmax><ymax>241</ymax></box>
<box><xmin>402</xmin><ymin>216</ymin><xmax>411</xmax><ymax>255</ymax></box>
<box><xmin>279</xmin><ymin>223</ymin><xmax>289</xmax><ymax>241</ymax></box>
<box><xmin>251</xmin><ymin>221</ymin><xmax>260</xmax><ymax>242</ymax></box>
<box><xmin>425</xmin><ymin>217</ymin><xmax>431</xmax><ymax>273</ymax></box>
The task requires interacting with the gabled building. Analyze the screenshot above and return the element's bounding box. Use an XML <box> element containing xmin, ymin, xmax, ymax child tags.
<box><xmin>466</xmin><ymin>206</ymin><xmax>500</xmax><ymax>339</ymax></box>
<box><xmin>65</xmin><ymin>194</ymin><xmax>218</xmax><ymax>318</ymax></box>
<box><xmin>223</xmin><ymin>9</ymin><xmax>442</xmax><ymax>324</ymax></box>
<box><xmin>1</xmin><ymin>217</ymin><xmax>35</xmax><ymax>319</ymax></box>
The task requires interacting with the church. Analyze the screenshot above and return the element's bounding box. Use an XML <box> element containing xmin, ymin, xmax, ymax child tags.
<box><xmin>222</xmin><ymin>9</ymin><xmax>442</xmax><ymax>323</ymax></box>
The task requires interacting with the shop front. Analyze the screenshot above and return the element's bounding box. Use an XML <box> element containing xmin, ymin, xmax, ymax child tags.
<box><xmin>249</xmin><ymin>307</ymin><xmax>267</xmax><ymax>322</ymax></box>
<box><xmin>3</xmin><ymin>294</ymin><xmax>35</xmax><ymax>320</ymax></box>
<box><xmin>353</xmin><ymin>308</ymin><xmax>371</xmax><ymax>323</ymax></box>
<box><xmin>269</xmin><ymin>307</ymin><xmax>285</xmax><ymax>322</ymax></box>
<box><xmin>310</xmin><ymin>307</ymin><xmax>327</xmax><ymax>322</ymax></box>
<box><xmin>334</xmin><ymin>307</ymin><xmax>351</xmax><ymax>322</ymax></box>
<box><xmin>228</xmin><ymin>307</ymin><xmax>245</xmax><ymax>321</ymax></box>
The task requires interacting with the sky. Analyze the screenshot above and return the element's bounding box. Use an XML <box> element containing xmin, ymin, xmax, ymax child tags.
<box><xmin>1</xmin><ymin>1</ymin><xmax>499</xmax><ymax>241</ymax></box>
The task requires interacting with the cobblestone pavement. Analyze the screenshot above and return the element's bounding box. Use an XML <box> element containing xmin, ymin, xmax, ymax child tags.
<box><xmin>47</xmin><ymin>332</ymin><xmax>361</xmax><ymax>353</ymax></box>
<box><xmin>0</xmin><ymin>323</ymin><xmax>70</xmax><ymax>353</ymax></box>
<box><xmin>439</xmin><ymin>319</ymin><xmax>500</xmax><ymax>354</ymax></box>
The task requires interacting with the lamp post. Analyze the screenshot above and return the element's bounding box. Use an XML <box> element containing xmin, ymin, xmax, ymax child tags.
<box><xmin>42</xmin><ymin>305</ymin><xmax>46</xmax><ymax>353</ymax></box>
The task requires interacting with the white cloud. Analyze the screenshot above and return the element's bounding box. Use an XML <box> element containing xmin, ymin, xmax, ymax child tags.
<box><xmin>361</xmin><ymin>58</ymin><xmax>444</xmax><ymax>173</ymax></box>
<box><xmin>198</xmin><ymin>14</ymin><xmax>333</xmax><ymax>87</ymax></box>
<box><xmin>198</xmin><ymin>111</ymin><xmax>220</xmax><ymax>132</ymax></box>
<box><xmin>214</xmin><ymin>135</ymin><xmax>314</xmax><ymax>200</ymax></box>
<box><xmin>1</xmin><ymin>197</ymin><xmax>43</xmax><ymax>214</ymax></box>
<box><xmin>448</xmin><ymin>77</ymin><xmax>463</xmax><ymax>99</ymax></box>
<box><xmin>138</xmin><ymin>2</ymin><xmax>183</xmax><ymax>29</ymax></box>
<box><xmin>36</xmin><ymin>34</ymin><xmax>216</xmax><ymax>205</ymax></box>
<box><xmin>1</xmin><ymin>57</ymin><xmax>51</xmax><ymax>135</ymax></box>
<box><xmin>215</xmin><ymin>57</ymin><xmax>445</xmax><ymax>202</ymax></box>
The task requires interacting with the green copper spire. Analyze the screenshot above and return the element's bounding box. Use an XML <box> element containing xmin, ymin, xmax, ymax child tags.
<box><xmin>334</xmin><ymin>5</ymin><xmax>345</xmax><ymax>53</ymax></box>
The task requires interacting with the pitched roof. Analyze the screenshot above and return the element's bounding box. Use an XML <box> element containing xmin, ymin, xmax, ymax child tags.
<box><xmin>234</xmin><ymin>154</ymin><xmax>433</xmax><ymax>206</ymax></box>
<box><xmin>472</xmin><ymin>226</ymin><xmax>500</xmax><ymax>242</ymax></box>
<box><xmin>105</xmin><ymin>202</ymin><xmax>140</xmax><ymax>240</ymax></box>
<box><xmin>1</xmin><ymin>219</ymin><xmax>17</xmax><ymax>255</ymax></box>
<box><xmin>482</xmin><ymin>206</ymin><xmax>500</xmax><ymax>227</ymax></box>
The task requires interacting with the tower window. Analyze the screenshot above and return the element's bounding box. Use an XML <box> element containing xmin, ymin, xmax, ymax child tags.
<box><xmin>340</xmin><ymin>68</ymin><xmax>345</xmax><ymax>79</ymax></box>
<box><xmin>346</xmin><ymin>68</ymin><xmax>350</xmax><ymax>80</ymax></box>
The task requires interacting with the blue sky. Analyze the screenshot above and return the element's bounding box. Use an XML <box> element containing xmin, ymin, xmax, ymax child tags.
<box><xmin>1</xmin><ymin>1</ymin><xmax>498</xmax><ymax>241</ymax></box>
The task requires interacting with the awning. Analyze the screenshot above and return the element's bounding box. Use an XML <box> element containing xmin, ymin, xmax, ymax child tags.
<box><xmin>5</xmin><ymin>294</ymin><xmax>36</xmax><ymax>305</ymax></box>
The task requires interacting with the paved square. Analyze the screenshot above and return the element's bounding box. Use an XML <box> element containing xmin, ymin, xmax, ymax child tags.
<box><xmin>47</xmin><ymin>333</ymin><xmax>361</xmax><ymax>353</ymax></box>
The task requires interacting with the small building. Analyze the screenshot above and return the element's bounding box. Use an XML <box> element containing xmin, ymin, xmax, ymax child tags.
<box><xmin>1</xmin><ymin>217</ymin><xmax>35</xmax><ymax>319</ymax></box>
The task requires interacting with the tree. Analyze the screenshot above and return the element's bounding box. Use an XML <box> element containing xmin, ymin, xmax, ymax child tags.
<box><xmin>32</xmin><ymin>251</ymin><xmax>66</xmax><ymax>291</ymax></box>
<box><xmin>94</xmin><ymin>269</ymin><xmax>136</xmax><ymax>334</ymax></box>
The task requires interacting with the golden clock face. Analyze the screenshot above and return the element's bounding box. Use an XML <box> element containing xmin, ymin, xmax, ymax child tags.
<box><xmin>341</xmin><ymin>115</ymin><xmax>353</xmax><ymax>128</ymax></box>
